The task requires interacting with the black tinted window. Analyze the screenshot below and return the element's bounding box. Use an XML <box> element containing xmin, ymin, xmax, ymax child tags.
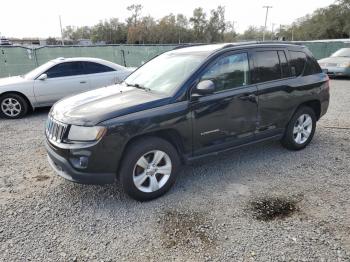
<box><xmin>83</xmin><ymin>62</ymin><xmax>115</xmax><ymax>74</ymax></box>
<box><xmin>304</xmin><ymin>55</ymin><xmax>322</xmax><ymax>75</ymax></box>
<box><xmin>45</xmin><ymin>62</ymin><xmax>84</xmax><ymax>78</ymax></box>
<box><xmin>253</xmin><ymin>51</ymin><xmax>282</xmax><ymax>83</ymax></box>
<box><xmin>278</xmin><ymin>51</ymin><xmax>290</xmax><ymax>78</ymax></box>
<box><xmin>201</xmin><ymin>53</ymin><xmax>250</xmax><ymax>92</ymax></box>
<box><xmin>289</xmin><ymin>51</ymin><xmax>306</xmax><ymax>76</ymax></box>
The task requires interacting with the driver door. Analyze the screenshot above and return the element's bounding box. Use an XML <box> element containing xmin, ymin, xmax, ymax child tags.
<box><xmin>190</xmin><ymin>51</ymin><xmax>258</xmax><ymax>156</ymax></box>
<box><xmin>33</xmin><ymin>61</ymin><xmax>90</xmax><ymax>106</ymax></box>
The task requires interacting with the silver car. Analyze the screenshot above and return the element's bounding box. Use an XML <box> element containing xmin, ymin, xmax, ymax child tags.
<box><xmin>318</xmin><ymin>48</ymin><xmax>350</xmax><ymax>77</ymax></box>
<box><xmin>0</xmin><ymin>57</ymin><xmax>135</xmax><ymax>119</ymax></box>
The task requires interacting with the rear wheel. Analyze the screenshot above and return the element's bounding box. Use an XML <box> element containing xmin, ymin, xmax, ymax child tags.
<box><xmin>281</xmin><ymin>106</ymin><xmax>316</xmax><ymax>150</ymax></box>
<box><xmin>0</xmin><ymin>93</ymin><xmax>29</xmax><ymax>119</ymax></box>
<box><xmin>119</xmin><ymin>137</ymin><xmax>180</xmax><ymax>201</ymax></box>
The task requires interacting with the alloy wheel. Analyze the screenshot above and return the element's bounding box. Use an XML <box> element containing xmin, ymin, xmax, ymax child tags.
<box><xmin>1</xmin><ymin>98</ymin><xmax>22</xmax><ymax>117</ymax></box>
<box><xmin>293</xmin><ymin>114</ymin><xmax>313</xmax><ymax>144</ymax></box>
<box><xmin>132</xmin><ymin>150</ymin><xmax>172</xmax><ymax>193</ymax></box>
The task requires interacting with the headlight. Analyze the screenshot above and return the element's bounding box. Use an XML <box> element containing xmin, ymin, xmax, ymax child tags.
<box><xmin>67</xmin><ymin>125</ymin><xmax>107</xmax><ymax>142</ymax></box>
<box><xmin>337</xmin><ymin>62</ymin><xmax>350</xmax><ymax>68</ymax></box>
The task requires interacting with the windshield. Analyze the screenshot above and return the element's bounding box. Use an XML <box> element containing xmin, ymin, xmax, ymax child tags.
<box><xmin>123</xmin><ymin>52</ymin><xmax>208</xmax><ymax>95</ymax></box>
<box><xmin>331</xmin><ymin>48</ymin><xmax>350</xmax><ymax>58</ymax></box>
<box><xmin>24</xmin><ymin>61</ymin><xmax>55</xmax><ymax>79</ymax></box>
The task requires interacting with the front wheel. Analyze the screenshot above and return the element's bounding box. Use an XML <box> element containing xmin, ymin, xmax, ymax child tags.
<box><xmin>119</xmin><ymin>137</ymin><xmax>181</xmax><ymax>201</ymax></box>
<box><xmin>281</xmin><ymin>106</ymin><xmax>316</xmax><ymax>150</ymax></box>
<box><xmin>0</xmin><ymin>94</ymin><xmax>29</xmax><ymax>119</ymax></box>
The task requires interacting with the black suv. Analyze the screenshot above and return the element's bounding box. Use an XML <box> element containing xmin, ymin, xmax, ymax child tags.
<box><xmin>45</xmin><ymin>43</ymin><xmax>330</xmax><ymax>201</ymax></box>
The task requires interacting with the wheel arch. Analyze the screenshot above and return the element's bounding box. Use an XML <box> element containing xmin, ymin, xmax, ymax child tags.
<box><xmin>0</xmin><ymin>91</ymin><xmax>34</xmax><ymax>111</ymax></box>
<box><xmin>295</xmin><ymin>100</ymin><xmax>321</xmax><ymax>120</ymax></box>
<box><xmin>116</xmin><ymin>129</ymin><xmax>186</xmax><ymax>177</ymax></box>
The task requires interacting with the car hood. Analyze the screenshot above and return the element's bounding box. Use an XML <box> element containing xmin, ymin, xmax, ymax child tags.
<box><xmin>0</xmin><ymin>76</ymin><xmax>27</xmax><ymax>87</ymax></box>
<box><xmin>318</xmin><ymin>57</ymin><xmax>350</xmax><ymax>64</ymax></box>
<box><xmin>50</xmin><ymin>84</ymin><xmax>169</xmax><ymax>126</ymax></box>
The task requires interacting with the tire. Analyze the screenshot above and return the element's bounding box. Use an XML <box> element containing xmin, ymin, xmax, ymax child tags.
<box><xmin>119</xmin><ymin>136</ymin><xmax>181</xmax><ymax>201</ymax></box>
<box><xmin>281</xmin><ymin>106</ymin><xmax>316</xmax><ymax>150</ymax></box>
<box><xmin>0</xmin><ymin>93</ymin><xmax>29</xmax><ymax>119</ymax></box>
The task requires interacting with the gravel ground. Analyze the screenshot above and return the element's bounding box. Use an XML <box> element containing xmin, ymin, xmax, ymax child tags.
<box><xmin>1</xmin><ymin>79</ymin><xmax>350</xmax><ymax>261</ymax></box>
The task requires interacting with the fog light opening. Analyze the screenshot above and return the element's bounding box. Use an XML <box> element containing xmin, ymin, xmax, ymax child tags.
<box><xmin>79</xmin><ymin>156</ymin><xmax>89</xmax><ymax>168</ymax></box>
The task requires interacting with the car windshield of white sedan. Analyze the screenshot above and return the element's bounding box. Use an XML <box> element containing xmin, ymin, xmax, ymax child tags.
<box><xmin>123</xmin><ymin>52</ymin><xmax>207</xmax><ymax>95</ymax></box>
<box><xmin>23</xmin><ymin>61</ymin><xmax>55</xmax><ymax>79</ymax></box>
<box><xmin>331</xmin><ymin>48</ymin><xmax>350</xmax><ymax>57</ymax></box>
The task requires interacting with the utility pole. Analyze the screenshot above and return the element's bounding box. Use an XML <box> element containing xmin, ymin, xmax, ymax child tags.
<box><xmin>232</xmin><ymin>21</ymin><xmax>237</xmax><ymax>33</ymax></box>
<box><xmin>59</xmin><ymin>15</ymin><xmax>64</xmax><ymax>46</ymax></box>
<box><xmin>262</xmin><ymin>6</ymin><xmax>272</xmax><ymax>41</ymax></box>
<box><xmin>271</xmin><ymin>23</ymin><xmax>276</xmax><ymax>40</ymax></box>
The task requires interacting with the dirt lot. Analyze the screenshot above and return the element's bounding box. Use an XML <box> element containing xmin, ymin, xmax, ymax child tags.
<box><xmin>0</xmin><ymin>79</ymin><xmax>350</xmax><ymax>261</ymax></box>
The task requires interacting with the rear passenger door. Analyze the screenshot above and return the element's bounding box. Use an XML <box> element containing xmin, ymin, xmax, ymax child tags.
<box><xmin>251</xmin><ymin>49</ymin><xmax>293</xmax><ymax>138</ymax></box>
<box><xmin>82</xmin><ymin>62</ymin><xmax>118</xmax><ymax>90</ymax></box>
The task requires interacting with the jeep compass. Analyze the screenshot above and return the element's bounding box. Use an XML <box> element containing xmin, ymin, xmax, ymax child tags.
<box><xmin>45</xmin><ymin>43</ymin><xmax>330</xmax><ymax>201</ymax></box>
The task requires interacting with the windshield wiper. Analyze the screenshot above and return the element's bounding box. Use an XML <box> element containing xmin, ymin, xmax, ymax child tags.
<box><xmin>125</xmin><ymin>82</ymin><xmax>151</xmax><ymax>91</ymax></box>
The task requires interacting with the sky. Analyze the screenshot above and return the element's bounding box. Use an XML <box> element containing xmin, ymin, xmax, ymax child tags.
<box><xmin>0</xmin><ymin>0</ymin><xmax>336</xmax><ymax>38</ymax></box>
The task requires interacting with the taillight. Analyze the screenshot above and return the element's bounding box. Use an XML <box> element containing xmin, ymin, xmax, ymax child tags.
<box><xmin>325</xmin><ymin>74</ymin><xmax>330</xmax><ymax>91</ymax></box>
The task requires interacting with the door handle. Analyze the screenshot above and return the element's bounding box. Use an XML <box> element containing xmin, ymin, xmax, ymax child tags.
<box><xmin>239</xmin><ymin>94</ymin><xmax>256</xmax><ymax>102</ymax></box>
<box><xmin>80</xmin><ymin>81</ymin><xmax>87</xmax><ymax>84</ymax></box>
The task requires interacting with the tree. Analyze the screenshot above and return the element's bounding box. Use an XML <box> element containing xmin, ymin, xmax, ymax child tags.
<box><xmin>206</xmin><ymin>6</ymin><xmax>226</xmax><ymax>42</ymax></box>
<box><xmin>190</xmin><ymin>7</ymin><xmax>207</xmax><ymax>42</ymax></box>
<box><xmin>282</xmin><ymin>0</ymin><xmax>350</xmax><ymax>40</ymax></box>
<box><xmin>45</xmin><ymin>37</ymin><xmax>60</xmax><ymax>45</ymax></box>
<box><xmin>223</xmin><ymin>21</ymin><xmax>238</xmax><ymax>42</ymax></box>
<box><xmin>126</xmin><ymin>4</ymin><xmax>143</xmax><ymax>26</ymax></box>
<box><xmin>176</xmin><ymin>14</ymin><xmax>189</xmax><ymax>43</ymax></box>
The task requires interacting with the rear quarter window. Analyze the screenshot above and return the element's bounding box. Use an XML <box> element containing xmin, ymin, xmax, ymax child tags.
<box><xmin>304</xmin><ymin>55</ymin><xmax>322</xmax><ymax>75</ymax></box>
<box><xmin>289</xmin><ymin>51</ymin><xmax>306</xmax><ymax>77</ymax></box>
<box><xmin>83</xmin><ymin>62</ymin><xmax>116</xmax><ymax>74</ymax></box>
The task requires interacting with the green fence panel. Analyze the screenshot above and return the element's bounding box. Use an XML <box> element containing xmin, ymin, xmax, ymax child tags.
<box><xmin>0</xmin><ymin>47</ymin><xmax>37</xmax><ymax>78</ymax></box>
<box><xmin>1</xmin><ymin>42</ymin><xmax>350</xmax><ymax>79</ymax></box>
<box><xmin>301</xmin><ymin>41</ymin><xmax>350</xmax><ymax>59</ymax></box>
<box><xmin>301</xmin><ymin>42</ymin><xmax>327</xmax><ymax>59</ymax></box>
<box><xmin>121</xmin><ymin>45</ymin><xmax>177</xmax><ymax>67</ymax></box>
<box><xmin>35</xmin><ymin>45</ymin><xmax>125</xmax><ymax>66</ymax></box>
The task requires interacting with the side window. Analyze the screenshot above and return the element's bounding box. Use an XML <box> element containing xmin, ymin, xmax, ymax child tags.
<box><xmin>83</xmin><ymin>62</ymin><xmax>116</xmax><ymax>74</ymax></box>
<box><xmin>200</xmin><ymin>53</ymin><xmax>250</xmax><ymax>92</ymax></box>
<box><xmin>253</xmin><ymin>51</ymin><xmax>281</xmax><ymax>83</ymax></box>
<box><xmin>289</xmin><ymin>51</ymin><xmax>306</xmax><ymax>77</ymax></box>
<box><xmin>304</xmin><ymin>55</ymin><xmax>322</xmax><ymax>76</ymax></box>
<box><xmin>45</xmin><ymin>62</ymin><xmax>84</xmax><ymax>78</ymax></box>
<box><xmin>278</xmin><ymin>51</ymin><xmax>290</xmax><ymax>78</ymax></box>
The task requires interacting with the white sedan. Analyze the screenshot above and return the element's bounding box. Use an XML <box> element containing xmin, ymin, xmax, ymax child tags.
<box><xmin>0</xmin><ymin>57</ymin><xmax>135</xmax><ymax>119</ymax></box>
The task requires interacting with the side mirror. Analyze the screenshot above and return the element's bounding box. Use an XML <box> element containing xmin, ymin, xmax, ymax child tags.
<box><xmin>193</xmin><ymin>80</ymin><xmax>215</xmax><ymax>96</ymax></box>
<box><xmin>37</xmin><ymin>73</ymin><xmax>47</xmax><ymax>81</ymax></box>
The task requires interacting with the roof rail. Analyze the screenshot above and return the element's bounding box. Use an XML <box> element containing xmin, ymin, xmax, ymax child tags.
<box><xmin>172</xmin><ymin>43</ymin><xmax>207</xmax><ymax>50</ymax></box>
<box><xmin>222</xmin><ymin>41</ymin><xmax>304</xmax><ymax>49</ymax></box>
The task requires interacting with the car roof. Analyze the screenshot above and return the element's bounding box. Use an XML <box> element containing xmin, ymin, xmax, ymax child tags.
<box><xmin>170</xmin><ymin>42</ymin><xmax>304</xmax><ymax>56</ymax></box>
<box><xmin>51</xmin><ymin>57</ymin><xmax>126</xmax><ymax>70</ymax></box>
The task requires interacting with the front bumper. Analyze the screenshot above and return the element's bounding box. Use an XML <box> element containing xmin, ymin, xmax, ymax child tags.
<box><xmin>45</xmin><ymin>141</ymin><xmax>115</xmax><ymax>185</ymax></box>
<box><xmin>321</xmin><ymin>66</ymin><xmax>350</xmax><ymax>77</ymax></box>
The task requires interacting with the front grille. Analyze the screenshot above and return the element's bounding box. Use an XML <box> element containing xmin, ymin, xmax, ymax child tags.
<box><xmin>46</xmin><ymin>116</ymin><xmax>68</xmax><ymax>143</ymax></box>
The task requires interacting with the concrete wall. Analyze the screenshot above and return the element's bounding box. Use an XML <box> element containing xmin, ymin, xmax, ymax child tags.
<box><xmin>1</xmin><ymin>42</ymin><xmax>349</xmax><ymax>78</ymax></box>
